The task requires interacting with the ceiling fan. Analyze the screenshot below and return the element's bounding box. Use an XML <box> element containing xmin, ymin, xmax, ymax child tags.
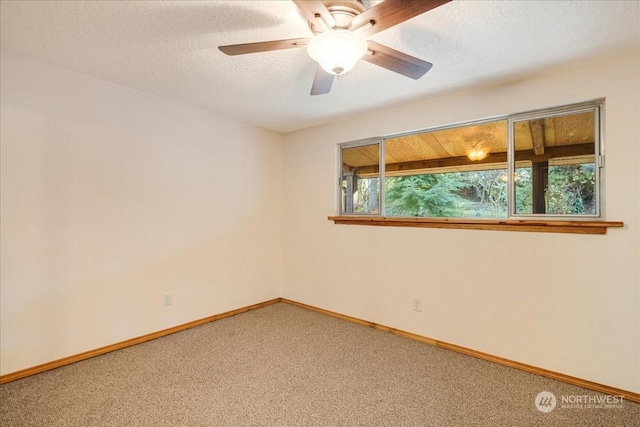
<box><xmin>218</xmin><ymin>0</ymin><xmax>450</xmax><ymax>95</ymax></box>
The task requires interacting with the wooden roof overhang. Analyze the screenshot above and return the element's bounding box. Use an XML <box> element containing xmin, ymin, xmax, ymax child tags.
<box><xmin>342</xmin><ymin>111</ymin><xmax>595</xmax><ymax>177</ymax></box>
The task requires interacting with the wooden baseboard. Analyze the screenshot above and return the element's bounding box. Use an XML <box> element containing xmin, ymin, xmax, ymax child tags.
<box><xmin>3</xmin><ymin>296</ymin><xmax>639</xmax><ymax>405</ymax></box>
<box><xmin>0</xmin><ymin>298</ymin><xmax>281</xmax><ymax>385</ymax></box>
<box><xmin>281</xmin><ymin>298</ymin><xmax>640</xmax><ymax>404</ymax></box>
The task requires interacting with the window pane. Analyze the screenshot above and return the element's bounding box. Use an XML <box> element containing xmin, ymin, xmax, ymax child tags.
<box><xmin>513</xmin><ymin>110</ymin><xmax>596</xmax><ymax>215</ymax></box>
<box><xmin>514</xmin><ymin>166</ymin><xmax>533</xmax><ymax>214</ymax></box>
<box><xmin>384</xmin><ymin>120</ymin><xmax>508</xmax><ymax>218</ymax></box>
<box><xmin>341</xmin><ymin>143</ymin><xmax>380</xmax><ymax>214</ymax></box>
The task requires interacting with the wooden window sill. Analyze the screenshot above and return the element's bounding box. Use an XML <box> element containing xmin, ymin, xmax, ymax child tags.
<box><xmin>328</xmin><ymin>216</ymin><xmax>624</xmax><ymax>235</ymax></box>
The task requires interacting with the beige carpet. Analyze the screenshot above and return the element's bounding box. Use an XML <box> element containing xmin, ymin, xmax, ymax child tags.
<box><xmin>1</xmin><ymin>302</ymin><xmax>638</xmax><ymax>426</ymax></box>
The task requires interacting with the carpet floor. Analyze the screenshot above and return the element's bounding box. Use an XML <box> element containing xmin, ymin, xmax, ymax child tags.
<box><xmin>1</xmin><ymin>302</ymin><xmax>638</xmax><ymax>426</ymax></box>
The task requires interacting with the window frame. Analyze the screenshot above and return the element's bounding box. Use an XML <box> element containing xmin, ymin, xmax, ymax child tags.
<box><xmin>507</xmin><ymin>103</ymin><xmax>602</xmax><ymax>219</ymax></box>
<box><xmin>337</xmin><ymin>99</ymin><xmax>605</xmax><ymax>222</ymax></box>
<box><xmin>338</xmin><ymin>138</ymin><xmax>384</xmax><ymax>215</ymax></box>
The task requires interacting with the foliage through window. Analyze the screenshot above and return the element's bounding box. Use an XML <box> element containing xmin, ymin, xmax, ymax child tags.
<box><xmin>339</xmin><ymin>102</ymin><xmax>601</xmax><ymax>219</ymax></box>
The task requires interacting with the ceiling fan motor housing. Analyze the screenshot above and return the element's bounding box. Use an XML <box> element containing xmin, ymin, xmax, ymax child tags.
<box><xmin>308</xmin><ymin>1</ymin><xmax>366</xmax><ymax>33</ymax></box>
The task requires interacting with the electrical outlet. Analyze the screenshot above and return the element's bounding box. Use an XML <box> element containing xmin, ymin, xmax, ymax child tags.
<box><xmin>413</xmin><ymin>297</ymin><xmax>422</xmax><ymax>312</ymax></box>
<box><xmin>163</xmin><ymin>293</ymin><xmax>173</xmax><ymax>307</ymax></box>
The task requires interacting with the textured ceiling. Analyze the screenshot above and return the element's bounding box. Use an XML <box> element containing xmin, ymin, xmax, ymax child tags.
<box><xmin>1</xmin><ymin>1</ymin><xmax>638</xmax><ymax>133</ymax></box>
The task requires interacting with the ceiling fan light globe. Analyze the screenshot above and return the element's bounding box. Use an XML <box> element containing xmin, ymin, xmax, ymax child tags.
<box><xmin>307</xmin><ymin>30</ymin><xmax>367</xmax><ymax>75</ymax></box>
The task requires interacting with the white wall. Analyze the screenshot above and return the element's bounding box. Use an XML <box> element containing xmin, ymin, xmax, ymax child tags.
<box><xmin>282</xmin><ymin>50</ymin><xmax>640</xmax><ymax>393</ymax></box>
<box><xmin>2</xmin><ymin>48</ymin><xmax>638</xmax><ymax>395</ymax></box>
<box><xmin>0</xmin><ymin>51</ymin><xmax>284</xmax><ymax>375</ymax></box>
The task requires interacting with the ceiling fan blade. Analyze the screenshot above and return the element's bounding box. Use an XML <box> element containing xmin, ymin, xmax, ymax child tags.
<box><xmin>219</xmin><ymin>38</ymin><xmax>310</xmax><ymax>56</ymax></box>
<box><xmin>310</xmin><ymin>64</ymin><xmax>335</xmax><ymax>95</ymax></box>
<box><xmin>350</xmin><ymin>0</ymin><xmax>450</xmax><ymax>37</ymax></box>
<box><xmin>361</xmin><ymin>41</ymin><xmax>433</xmax><ymax>79</ymax></box>
<box><xmin>293</xmin><ymin>0</ymin><xmax>336</xmax><ymax>30</ymax></box>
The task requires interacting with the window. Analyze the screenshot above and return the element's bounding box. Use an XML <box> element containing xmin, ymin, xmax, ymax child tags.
<box><xmin>384</xmin><ymin>120</ymin><xmax>509</xmax><ymax>218</ymax></box>
<box><xmin>340</xmin><ymin>141</ymin><xmax>381</xmax><ymax>214</ymax></box>
<box><xmin>511</xmin><ymin>109</ymin><xmax>599</xmax><ymax>216</ymax></box>
<box><xmin>339</xmin><ymin>101</ymin><xmax>602</xmax><ymax>220</ymax></box>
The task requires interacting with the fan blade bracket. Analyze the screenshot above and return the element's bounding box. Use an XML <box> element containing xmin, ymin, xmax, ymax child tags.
<box><xmin>314</xmin><ymin>12</ymin><xmax>334</xmax><ymax>32</ymax></box>
<box><xmin>293</xmin><ymin>0</ymin><xmax>336</xmax><ymax>31</ymax></box>
<box><xmin>351</xmin><ymin>19</ymin><xmax>375</xmax><ymax>34</ymax></box>
<box><xmin>350</xmin><ymin>0</ymin><xmax>451</xmax><ymax>37</ymax></box>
